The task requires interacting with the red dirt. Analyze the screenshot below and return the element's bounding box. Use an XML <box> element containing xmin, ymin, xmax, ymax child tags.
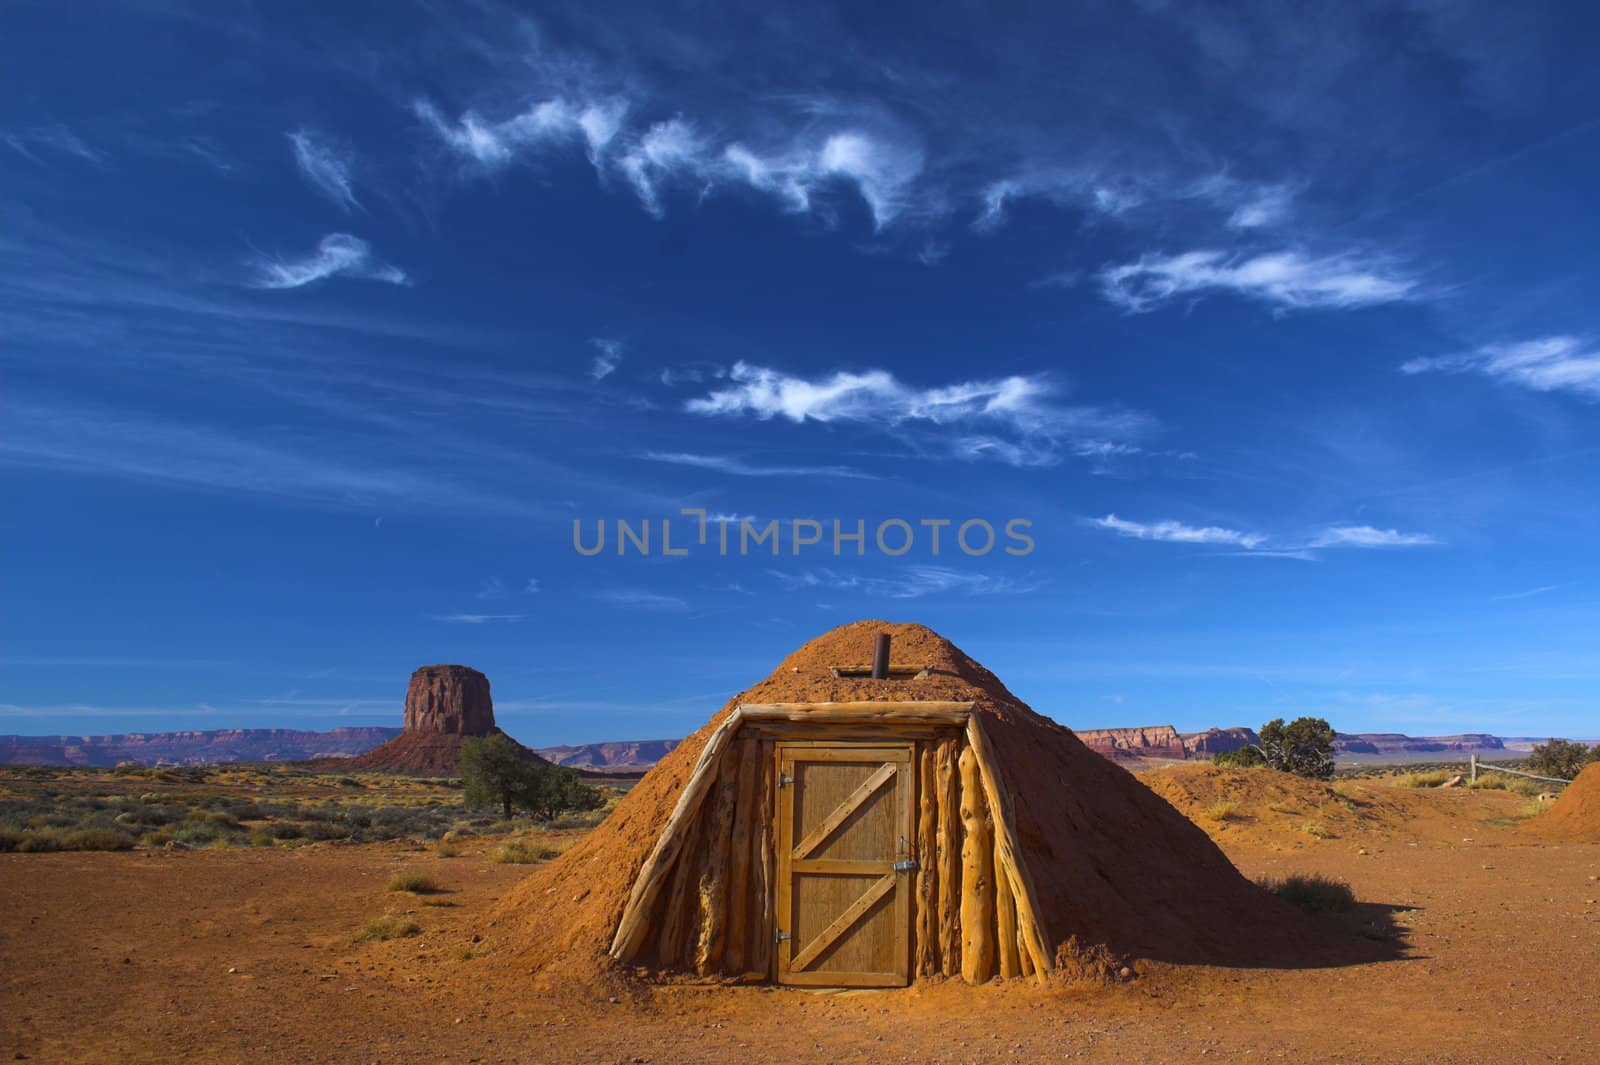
<box><xmin>488</xmin><ymin>620</ymin><xmax>1359</xmax><ymax>988</ymax></box>
<box><xmin>6</xmin><ymin>808</ymin><xmax>1598</xmax><ymax>1063</ymax></box>
<box><xmin>1532</xmin><ymin>762</ymin><xmax>1600</xmax><ymax>842</ymax></box>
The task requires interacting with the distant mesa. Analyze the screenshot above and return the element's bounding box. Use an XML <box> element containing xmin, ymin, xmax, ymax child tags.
<box><xmin>536</xmin><ymin>739</ymin><xmax>681</xmax><ymax>770</ymax></box>
<box><xmin>347</xmin><ymin>664</ymin><xmax>543</xmax><ymax>776</ymax></box>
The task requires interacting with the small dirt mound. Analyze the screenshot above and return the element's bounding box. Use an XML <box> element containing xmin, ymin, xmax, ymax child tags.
<box><xmin>1530</xmin><ymin>763</ymin><xmax>1600</xmax><ymax>842</ymax></box>
<box><xmin>1140</xmin><ymin>765</ymin><xmax>1416</xmax><ymax>848</ymax></box>
<box><xmin>484</xmin><ymin>620</ymin><xmax>1376</xmax><ymax>989</ymax></box>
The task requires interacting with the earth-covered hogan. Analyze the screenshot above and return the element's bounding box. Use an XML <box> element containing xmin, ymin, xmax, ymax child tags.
<box><xmin>486</xmin><ymin>620</ymin><xmax>1394</xmax><ymax>991</ymax></box>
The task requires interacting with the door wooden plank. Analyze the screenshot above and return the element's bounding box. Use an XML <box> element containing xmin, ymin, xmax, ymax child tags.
<box><xmin>791</xmin><ymin>762</ymin><xmax>897</xmax><ymax>860</ymax></box>
<box><xmin>788</xmin><ymin>872</ymin><xmax>896</xmax><ymax>972</ymax></box>
<box><xmin>790</xmin><ymin>858</ymin><xmax>891</xmax><ymax>875</ymax></box>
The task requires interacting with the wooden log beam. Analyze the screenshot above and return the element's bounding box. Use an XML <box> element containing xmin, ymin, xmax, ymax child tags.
<box><xmin>656</xmin><ymin>795</ymin><xmax>707</xmax><ymax>966</ymax></box>
<box><xmin>994</xmin><ymin>831</ymin><xmax>1020</xmax><ymax>979</ymax></box>
<box><xmin>959</xmin><ymin>745</ymin><xmax>996</xmax><ymax>984</ymax></box>
<box><xmin>749</xmin><ymin>741</ymin><xmax>775</xmax><ymax>978</ymax></box>
<box><xmin>737</xmin><ymin>702</ymin><xmax>973</xmax><ymax>725</ymax></box>
<box><xmin>966</xmin><ymin>715</ymin><xmax>1053</xmax><ymax>982</ymax></box>
<box><xmin>915</xmin><ymin>743</ymin><xmax>939</xmax><ymax>977</ymax></box>
<box><xmin>694</xmin><ymin>750</ymin><xmax>741</xmax><ymax>975</ymax></box>
<box><xmin>723</xmin><ymin>738</ymin><xmax>758</xmax><ymax>974</ymax></box>
<box><xmin>611</xmin><ymin>708</ymin><xmax>745</xmax><ymax>961</ymax></box>
<box><xmin>935</xmin><ymin>738</ymin><xmax>961</xmax><ymax>977</ymax></box>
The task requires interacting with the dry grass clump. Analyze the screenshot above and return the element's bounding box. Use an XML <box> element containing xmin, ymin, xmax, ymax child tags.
<box><xmin>489</xmin><ymin>839</ymin><xmax>563</xmax><ymax>864</ymax></box>
<box><xmin>386</xmin><ymin>870</ymin><xmax>441</xmax><ymax>894</ymax></box>
<box><xmin>1298</xmin><ymin>820</ymin><xmax>1332</xmax><ymax>839</ymax></box>
<box><xmin>1202</xmin><ymin>800</ymin><xmax>1242</xmax><ymax>823</ymax></box>
<box><xmin>361</xmin><ymin>914</ymin><xmax>421</xmax><ymax>941</ymax></box>
<box><xmin>0</xmin><ymin>826</ymin><xmax>136</xmax><ymax>852</ymax></box>
<box><xmin>1396</xmin><ymin>770</ymin><xmax>1454</xmax><ymax>788</ymax></box>
<box><xmin>1467</xmin><ymin>774</ymin><xmax>1548</xmax><ymax>797</ymax></box>
<box><xmin>1259</xmin><ymin>873</ymin><xmax>1356</xmax><ymax>914</ymax></box>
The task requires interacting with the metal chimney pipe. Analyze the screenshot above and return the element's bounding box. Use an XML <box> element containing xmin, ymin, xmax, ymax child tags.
<box><xmin>871</xmin><ymin>633</ymin><xmax>891</xmax><ymax>680</ymax></box>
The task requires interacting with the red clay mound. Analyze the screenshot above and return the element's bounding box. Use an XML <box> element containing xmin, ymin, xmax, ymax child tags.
<box><xmin>1532</xmin><ymin>763</ymin><xmax>1600</xmax><ymax>842</ymax></box>
<box><xmin>487</xmin><ymin>621</ymin><xmax>1370</xmax><ymax>986</ymax></box>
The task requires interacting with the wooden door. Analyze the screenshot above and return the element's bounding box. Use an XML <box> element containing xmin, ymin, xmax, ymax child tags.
<box><xmin>774</xmin><ymin>743</ymin><xmax>914</xmax><ymax>987</ymax></box>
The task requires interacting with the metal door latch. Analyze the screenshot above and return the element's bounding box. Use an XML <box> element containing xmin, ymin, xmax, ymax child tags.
<box><xmin>775</xmin><ymin>930</ymin><xmax>792</xmax><ymax>942</ymax></box>
<box><xmin>778</xmin><ymin>773</ymin><xmax>794</xmax><ymax>788</ymax></box>
<box><xmin>893</xmin><ymin>859</ymin><xmax>919</xmax><ymax>873</ymax></box>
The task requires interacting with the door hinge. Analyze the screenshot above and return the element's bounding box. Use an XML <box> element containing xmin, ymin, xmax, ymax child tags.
<box><xmin>778</xmin><ymin>773</ymin><xmax>794</xmax><ymax>788</ymax></box>
<box><xmin>893</xmin><ymin>859</ymin><xmax>919</xmax><ymax>873</ymax></box>
<box><xmin>775</xmin><ymin>930</ymin><xmax>792</xmax><ymax>942</ymax></box>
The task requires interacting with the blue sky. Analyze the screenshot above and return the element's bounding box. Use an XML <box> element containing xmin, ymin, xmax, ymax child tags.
<box><xmin>5</xmin><ymin>1</ymin><xmax>1599</xmax><ymax>745</ymax></box>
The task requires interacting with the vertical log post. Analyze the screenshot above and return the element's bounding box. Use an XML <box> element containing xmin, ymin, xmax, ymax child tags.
<box><xmin>915</xmin><ymin>743</ymin><xmax>940</xmax><ymax>976</ymax></box>
<box><xmin>723</xmin><ymin>737</ymin><xmax>758</xmax><ymax>974</ymax></box>
<box><xmin>994</xmin><ymin>830</ymin><xmax>1020</xmax><ymax>979</ymax></box>
<box><xmin>694</xmin><ymin>748</ymin><xmax>741</xmax><ymax>974</ymax></box>
<box><xmin>656</xmin><ymin>799</ymin><xmax>708</xmax><ymax>965</ymax></box>
<box><xmin>749</xmin><ymin>741</ymin><xmax>775</xmax><ymax>978</ymax></box>
<box><xmin>959</xmin><ymin>745</ymin><xmax>996</xmax><ymax>984</ymax></box>
<box><xmin>936</xmin><ymin>738</ymin><xmax>962</xmax><ymax>976</ymax></box>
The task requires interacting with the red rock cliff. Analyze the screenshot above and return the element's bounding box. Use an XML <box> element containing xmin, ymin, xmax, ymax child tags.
<box><xmin>403</xmin><ymin>665</ymin><xmax>495</xmax><ymax>736</ymax></box>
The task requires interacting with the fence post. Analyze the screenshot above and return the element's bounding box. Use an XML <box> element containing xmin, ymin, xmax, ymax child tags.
<box><xmin>1470</xmin><ymin>754</ymin><xmax>1477</xmax><ymax>783</ymax></box>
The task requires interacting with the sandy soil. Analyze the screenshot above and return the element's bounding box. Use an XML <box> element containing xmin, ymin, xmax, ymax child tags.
<box><xmin>4</xmin><ymin>785</ymin><xmax>1598</xmax><ymax>1065</ymax></box>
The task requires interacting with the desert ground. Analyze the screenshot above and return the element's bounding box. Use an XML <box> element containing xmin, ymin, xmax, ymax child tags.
<box><xmin>3</xmin><ymin>766</ymin><xmax>1597</xmax><ymax>1065</ymax></box>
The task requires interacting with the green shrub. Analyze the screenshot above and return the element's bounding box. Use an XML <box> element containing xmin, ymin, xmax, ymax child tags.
<box><xmin>1259</xmin><ymin>873</ymin><xmax>1355</xmax><ymax>913</ymax></box>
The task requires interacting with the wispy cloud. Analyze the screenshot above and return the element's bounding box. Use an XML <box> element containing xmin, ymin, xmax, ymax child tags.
<box><xmin>1090</xmin><ymin>514</ymin><xmax>1441</xmax><ymax>556</ymax></box>
<box><xmin>1091</xmin><ymin>514</ymin><xmax>1267</xmax><ymax>548</ymax></box>
<box><xmin>414</xmin><ymin>96</ymin><xmax>625</xmax><ymax>170</ymax></box>
<box><xmin>1099</xmin><ymin>249</ymin><xmax>1419</xmax><ymax>312</ymax></box>
<box><xmin>417</xmin><ymin>91</ymin><xmax>924</xmax><ymax>231</ymax></box>
<box><xmin>289</xmin><ymin>130</ymin><xmax>359</xmax><ymax>211</ymax></box>
<box><xmin>683</xmin><ymin>362</ymin><xmax>1148</xmax><ymax>468</ymax></box>
<box><xmin>1401</xmin><ymin>336</ymin><xmax>1600</xmax><ymax>400</ymax></box>
<box><xmin>431</xmin><ymin>612</ymin><xmax>525</xmax><ymax>624</ymax></box>
<box><xmin>590</xmin><ymin>337</ymin><xmax>624</xmax><ymax>380</ymax></box>
<box><xmin>248</xmin><ymin>233</ymin><xmax>408</xmax><ymax>290</ymax></box>
<box><xmin>2</xmin><ymin>125</ymin><xmax>102</xmax><ymax>165</ymax></box>
<box><xmin>1307</xmin><ymin>525</ymin><xmax>1441</xmax><ymax>548</ymax></box>
<box><xmin>476</xmin><ymin>577</ymin><xmax>508</xmax><ymax>600</ymax></box>
<box><xmin>1490</xmin><ymin>584</ymin><xmax>1562</xmax><ymax>602</ymax></box>
<box><xmin>596</xmin><ymin>589</ymin><xmax>689</xmax><ymax>611</ymax></box>
<box><xmin>524</xmin><ymin>578</ymin><xmax>541</xmax><ymax>594</ymax></box>
<box><xmin>642</xmin><ymin>451</ymin><xmax>877</xmax><ymax>479</ymax></box>
<box><xmin>771</xmin><ymin>566</ymin><xmax>1045</xmax><ymax>599</ymax></box>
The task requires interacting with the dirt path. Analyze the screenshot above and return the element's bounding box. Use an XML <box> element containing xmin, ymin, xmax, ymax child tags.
<box><xmin>4</xmin><ymin>820</ymin><xmax>1598</xmax><ymax>1063</ymax></box>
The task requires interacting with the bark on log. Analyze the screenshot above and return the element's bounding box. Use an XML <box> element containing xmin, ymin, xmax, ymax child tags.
<box><xmin>694</xmin><ymin>751</ymin><xmax>741</xmax><ymax>974</ymax></box>
<box><xmin>748</xmin><ymin>741</ymin><xmax>775</xmax><ymax>978</ymax></box>
<box><xmin>611</xmin><ymin>708</ymin><xmax>745</xmax><ymax>960</ymax></box>
<box><xmin>936</xmin><ymin>738</ymin><xmax>961</xmax><ymax>977</ymax></box>
<box><xmin>965</xmin><ymin>715</ymin><xmax>1053</xmax><ymax>981</ymax></box>
<box><xmin>959</xmin><ymin>745</ymin><xmax>996</xmax><ymax>984</ymax></box>
<box><xmin>656</xmin><ymin>791</ymin><xmax>708</xmax><ymax>966</ymax></box>
<box><xmin>915</xmin><ymin>743</ymin><xmax>939</xmax><ymax>976</ymax></box>
<box><xmin>738</xmin><ymin>703</ymin><xmax>972</xmax><ymax>725</ymax></box>
<box><xmin>723</xmin><ymin>737</ymin><xmax>759</xmax><ymax>974</ymax></box>
<box><xmin>994</xmin><ymin>830</ymin><xmax>1020</xmax><ymax>979</ymax></box>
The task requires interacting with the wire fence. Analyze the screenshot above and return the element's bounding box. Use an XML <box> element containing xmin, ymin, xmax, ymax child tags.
<box><xmin>1469</xmin><ymin>754</ymin><xmax>1571</xmax><ymax>787</ymax></box>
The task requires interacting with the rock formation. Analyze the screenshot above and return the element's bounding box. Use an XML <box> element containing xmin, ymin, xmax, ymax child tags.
<box><xmin>403</xmin><ymin>665</ymin><xmax>495</xmax><ymax>736</ymax></box>
<box><xmin>1074</xmin><ymin>724</ymin><xmax>1189</xmax><ymax>761</ymax></box>
<box><xmin>536</xmin><ymin>739</ymin><xmax>680</xmax><ymax>770</ymax></box>
<box><xmin>1182</xmin><ymin>726</ymin><xmax>1260</xmax><ymax>757</ymax></box>
<box><xmin>349</xmin><ymin>664</ymin><xmax>540</xmax><ymax>776</ymax></box>
<box><xmin>0</xmin><ymin>727</ymin><xmax>400</xmax><ymax>767</ymax></box>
